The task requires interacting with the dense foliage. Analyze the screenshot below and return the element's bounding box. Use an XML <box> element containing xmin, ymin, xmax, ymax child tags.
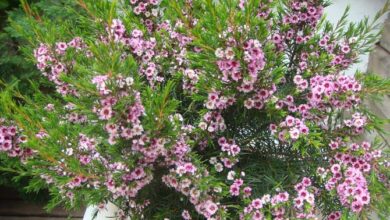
<box><xmin>1</xmin><ymin>0</ymin><xmax>390</xmax><ymax>219</ymax></box>
<box><xmin>0</xmin><ymin>0</ymin><xmax>78</xmax><ymax>88</ymax></box>
<box><xmin>0</xmin><ymin>0</ymin><xmax>80</xmax><ymax>201</ymax></box>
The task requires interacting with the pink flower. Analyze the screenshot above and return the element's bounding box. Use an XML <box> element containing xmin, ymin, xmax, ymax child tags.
<box><xmin>272</xmin><ymin>34</ymin><xmax>282</xmax><ymax>44</ymax></box>
<box><xmin>285</xmin><ymin>116</ymin><xmax>295</xmax><ymax>127</ymax></box>
<box><xmin>289</xmin><ymin>128</ymin><xmax>300</xmax><ymax>140</ymax></box>
<box><xmin>178</xmin><ymin>163</ymin><xmax>196</xmax><ymax>175</ymax></box>
<box><xmin>131</xmin><ymin>167</ymin><xmax>146</xmax><ymax>180</ymax></box>
<box><xmin>79</xmin><ymin>155</ymin><xmax>91</xmax><ymax>165</ymax></box>
<box><xmin>351</xmin><ymin>201</ymin><xmax>363</xmax><ymax>213</ymax></box>
<box><xmin>230</xmin><ymin>184</ymin><xmax>240</xmax><ymax>196</ymax></box>
<box><xmin>56</xmin><ymin>42</ymin><xmax>68</xmax><ymax>53</ymax></box>
<box><xmin>277</xmin><ymin>192</ymin><xmax>289</xmax><ymax>203</ymax></box>
<box><xmin>251</xmin><ymin>198</ymin><xmax>263</xmax><ymax>209</ymax></box>
<box><xmin>243</xmin><ymin>186</ymin><xmax>252</xmax><ymax>198</ymax></box>
<box><xmin>229</xmin><ymin>144</ymin><xmax>241</xmax><ymax>156</ymax></box>
<box><xmin>181</xmin><ymin>210</ymin><xmax>191</xmax><ymax>220</ymax></box>
<box><xmin>99</xmin><ymin>106</ymin><xmax>113</xmax><ymax>120</ymax></box>
<box><xmin>327</xmin><ymin>211</ymin><xmax>341</xmax><ymax>220</ymax></box>
<box><xmin>204</xmin><ymin>200</ymin><xmax>218</xmax><ymax>216</ymax></box>
<box><xmin>301</xmin><ymin>177</ymin><xmax>312</xmax><ymax>187</ymax></box>
<box><xmin>294</xmin><ymin>197</ymin><xmax>304</xmax><ymax>209</ymax></box>
<box><xmin>329</xmin><ymin>141</ymin><xmax>339</xmax><ymax>150</ymax></box>
<box><xmin>331</xmin><ymin>164</ymin><xmax>341</xmax><ymax>174</ymax></box>
<box><xmin>234</xmin><ymin>178</ymin><xmax>244</xmax><ymax>186</ymax></box>
<box><xmin>252</xmin><ymin>211</ymin><xmax>264</xmax><ymax>220</ymax></box>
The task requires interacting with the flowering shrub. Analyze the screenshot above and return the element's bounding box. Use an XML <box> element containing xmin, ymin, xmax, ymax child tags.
<box><xmin>1</xmin><ymin>0</ymin><xmax>390</xmax><ymax>219</ymax></box>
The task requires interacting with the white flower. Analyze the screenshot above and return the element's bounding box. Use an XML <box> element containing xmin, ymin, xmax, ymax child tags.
<box><xmin>261</xmin><ymin>194</ymin><xmax>271</xmax><ymax>203</ymax></box>
<box><xmin>152</xmin><ymin>9</ymin><xmax>159</xmax><ymax>17</ymax></box>
<box><xmin>227</xmin><ymin>171</ymin><xmax>236</xmax><ymax>180</ymax></box>
<box><xmin>353</xmin><ymin>118</ymin><xmax>364</xmax><ymax>128</ymax></box>
<box><xmin>215</xmin><ymin>163</ymin><xmax>223</xmax><ymax>172</ymax></box>
<box><xmin>65</xmin><ymin>148</ymin><xmax>74</xmax><ymax>156</ymax></box>
<box><xmin>253</xmin><ymin>39</ymin><xmax>261</xmax><ymax>48</ymax></box>
<box><xmin>214</xmin><ymin>187</ymin><xmax>222</xmax><ymax>193</ymax></box>
<box><xmin>206</xmin><ymin>101</ymin><xmax>215</xmax><ymax>110</ymax></box>
<box><xmin>209</xmin><ymin>157</ymin><xmax>218</xmax><ymax>164</ymax></box>
<box><xmin>199</xmin><ymin>122</ymin><xmax>207</xmax><ymax>130</ymax></box>
<box><xmin>125</xmin><ymin>77</ymin><xmax>134</xmax><ymax>86</ymax></box>
<box><xmin>349</xmin><ymin>37</ymin><xmax>358</xmax><ymax>44</ymax></box>
<box><xmin>225</xmin><ymin>47</ymin><xmax>235</xmax><ymax>60</ymax></box>
<box><xmin>215</xmin><ymin>48</ymin><xmax>224</xmax><ymax>58</ymax></box>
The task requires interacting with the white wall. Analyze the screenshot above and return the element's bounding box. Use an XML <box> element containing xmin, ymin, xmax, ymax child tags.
<box><xmin>324</xmin><ymin>0</ymin><xmax>388</xmax><ymax>75</ymax></box>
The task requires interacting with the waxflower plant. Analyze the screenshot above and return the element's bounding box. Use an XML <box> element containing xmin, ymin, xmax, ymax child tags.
<box><xmin>1</xmin><ymin>0</ymin><xmax>390</xmax><ymax>219</ymax></box>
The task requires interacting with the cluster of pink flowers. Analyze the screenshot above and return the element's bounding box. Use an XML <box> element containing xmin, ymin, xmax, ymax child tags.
<box><xmin>215</xmin><ymin>47</ymin><xmax>242</xmax><ymax>83</ymax></box>
<box><xmin>205</xmin><ymin>91</ymin><xmax>235</xmax><ymax>110</ymax></box>
<box><xmin>256</xmin><ymin>2</ymin><xmax>272</xmax><ymax>18</ymax></box>
<box><xmin>291</xmin><ymin>177</ymin><xmax>317</xmax><ymax>219</ymax></box>
<box><xmin>270</xmin><ymin>115</ymin><xmax>309</xmax><ymax>141</ymax></box>
<box><xmin>90</xmin><ymin>74</ymin><xmax>145</xmax><ymax>146</ymax></box>
<box><xmin>228</xmin><ymin>178</ymin><xmax>245</xmax><ymax>197</ymax></box>
<box><xmin>274</xmin><ymin>94</ymin><xmax>309</xmax><ymax>115</ymax></box>
<box><xmin>286</xmin><ymin>2</ymin><xmax>324</xmax><ymax>27</ymax></box>
<box><xmin>0</xmin><ymin>122</ymin><xmax>32</xmax><ymax>159</ymax></box>
<box><xmin>306</xmin><ymin>75</ymin><xmax>362</xmax><ymax>110</ymax></box>
<box><xmin>243</xmin><ymin>86</ymin><xmax>275</xmax><ymax>110</ymax></box>
<box><xmin>198</xmin><ymin>111</ymin><xmax>226</xmax><ymax>133</ymax></box>
<box><xmin>107</xmin><ymin>19</ymin><xmax>163</xmax><ymax>86</ymax></box>
<box><xmin>327</xmin><ymin>211</ymin><xmax>342</xmax><ymax>220</ymax></box>
<box><xmin>269</xmin><ymin>72</ymin><xmax>364</xmax><ymax>144</ymax></box>
<box><xmin>317</xmin><ymin>34</ymin><xmax>354</xmax><ymax>68</ymax></box>
<box><xmin>323</xmin><ymin>163</ymin><xmax>370</xmax><ymax>213</ymax></box>
<box><xmin>182</xmin><ymin>69</ymin><xmax>200</xmax><ymax>93</ymax></box>
<box><xmin>271</xmin><ymin>1</ymin><xmax>324</xmax><ymax>52</ymax></box>
<box><xmin>196</xmin><ymin>200</ymin><xmax>219</xmax><ymax>219</ymax></box>
<box><xmin>53</xmin><ymin>132</ymin><xmax>153</xmax><ymax>202</ymax></box>
<box><xmin>214</xmin><ymin>38</ymin><xmax>276</xmax><ymax>112</ymax></box>
<box><xmin>129</xmin><ymin>0</ymin><xmax>161</xmax><ymax>32</ymax></box>
<box><xmin>225</xmin><ymin>171</ymin><xmax>251</xmax><ymax>196</ymax></box>
<box><xmin>68</xmin><ymin>135</ymin><xmax>155</xmax><ymax>202</ymax></box>
<box><xmin>293</xmin><ymin>75</ymin><xmax>310</xmax><ymax>92</ymax></box>
<box><xmin>218</xmin><ymin>137</ymin><xmax>241</xmax><ymax>157</ymax></box>
<box><xmin>274</xmin><ymin>74</ymin><xmax>363</xmax><ymax>125</ymax></box>
<box><xmin>336</xmin><ymin>167</ymin><xmax>369</xmax><ymax>213</ymax></box>
<box><xmin>320</xmin><ymin>139</ymin><xmax>382</xmax><ymax>215</ymax></box>
<box><xmin>175</xmin><ymin>162</ymin><xmax>197</xmax><ymax>176</ymax></box>
<box><xmin>109</xmin><ymin>19</ymin><xmax>126</xmax><ymax>42</ymax></box>
<box><xmin>67</xmin><ymin>175</ymin><xmax>88</xmax><ymax>189</ymax></box>
<box><xmin>31</xmin><ymin>17</ymin><xmax>208</xmax><ymax>216</ymax></box>
<box><xmin>163</xmin><ymin>171</ymin><xmax>221</xmax><ymax>219</ymax></box>
<box><xmin>242</xmin><ymin>39</ymin><xmax>266</xmax><ymax>81</ymax></box>
<box><xmin>215</xmin><ymin>39</ymin><xmax>266</xmax><ymax>91</ymax></box>
<box><xmin>344</xmin><ymin>112</ymin><xmax>367</xmax><ymax>134</ymax></box>
<box><xmin>7</xmin><ymin>0</ymin><xmax>387</xmax><ymax>218</ymax></box>
<box><xmin>33</xmin><ymin>38</ymin><xmax>86</xmax><ymax>96</ymax></box>
<box><xmin>207</xmin><ymin>137</ymin><xmax>241</xmax><ymax>174</ymax></box>
<box><xmin>241</xmin><ymin>177</ymin><xmax>318</xmax><ymax>220</ymax></box>
<box><xmin>242</xmin><ymin>191</ymin><xmax>290</xmax><ymax>220</ymax></box>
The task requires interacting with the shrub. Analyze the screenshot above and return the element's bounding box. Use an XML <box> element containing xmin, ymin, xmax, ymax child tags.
<box><xmin>1</xmin><ymin>0</ymin><xmax>390</xmax><ymax>219</ymax></box>
<box><xmin>0</xmin><ymin>0</ymin><xmax>78</xmax><ymax>89</ymax></box>
<box><xmin>0</xmin><ymin>0</ymin><xmax>82</xmax><ymax>202</ymax></box>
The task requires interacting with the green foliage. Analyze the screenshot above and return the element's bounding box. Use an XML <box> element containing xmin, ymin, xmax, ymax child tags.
<box><xmin>0</xmin><ymin>0</ymin><xmax>85</xmax><ymax>205</ymax></box>
<box><xmin>0</xmin><ymin>0</ymin><xmax>389</xmax><ymax>219</ymax></box>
